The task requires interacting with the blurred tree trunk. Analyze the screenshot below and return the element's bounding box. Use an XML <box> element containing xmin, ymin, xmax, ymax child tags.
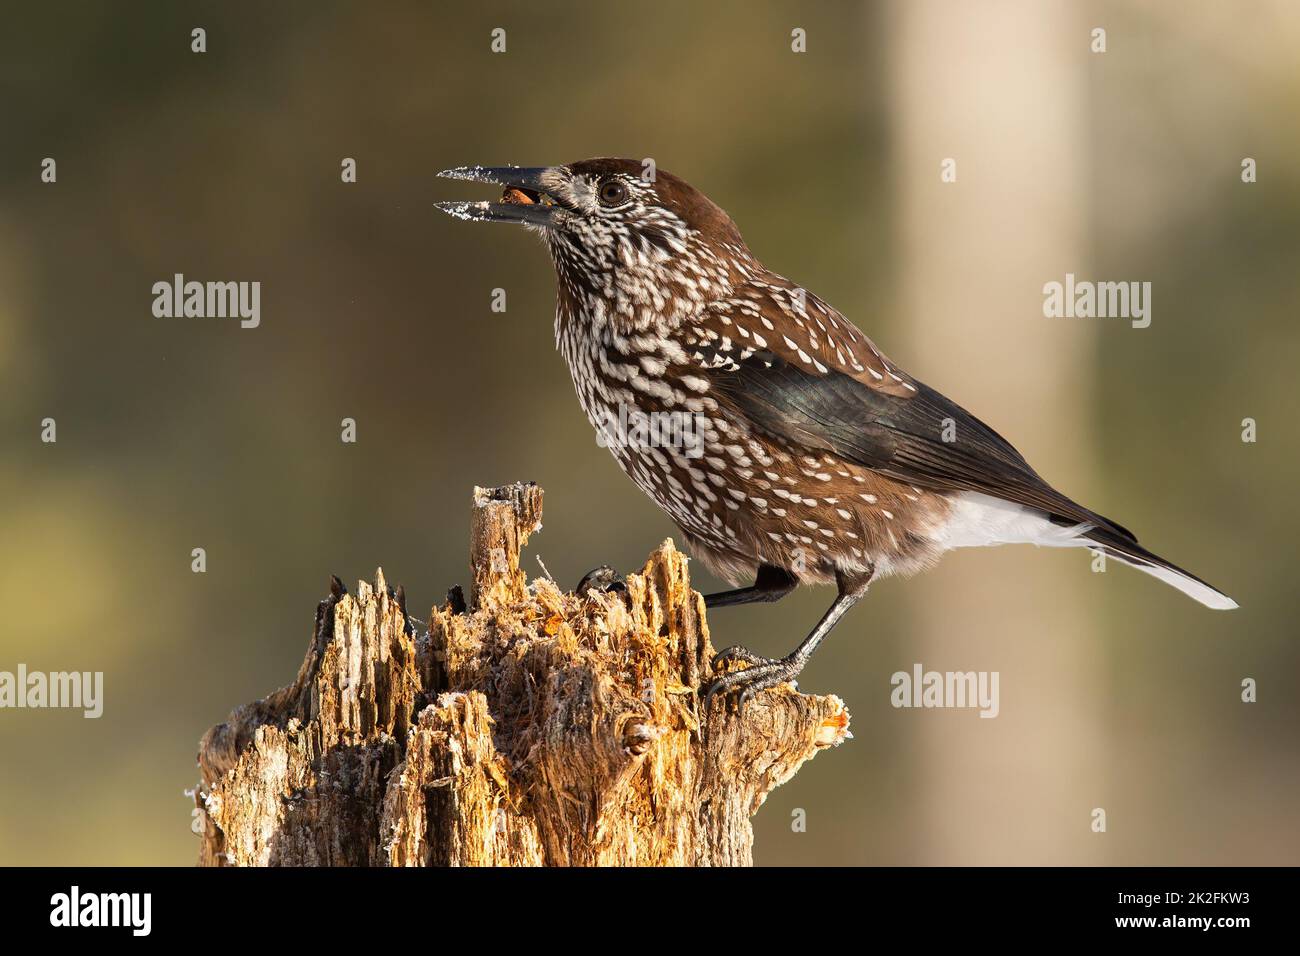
<box><xmin>193</xmin><ymin>482</ymin><xmax>849</xmax><ymax>866</ymax></box>
<box><xmin>890</xmin><ymin>1</ymin><xmax>1105</xmax><ymax>862</ymax></box>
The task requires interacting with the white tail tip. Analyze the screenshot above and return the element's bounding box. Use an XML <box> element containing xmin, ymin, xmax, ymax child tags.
<box><xmin>1113</xmin><ymin>555</ymin><xmax>1239</xmax><ymax>610</ymax></box>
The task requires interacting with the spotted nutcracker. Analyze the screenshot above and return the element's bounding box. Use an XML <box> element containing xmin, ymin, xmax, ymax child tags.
<box><xmin>436</xmin><ymin>158</ymin><xmax>1236</xmax><ymax>705</ymax></box>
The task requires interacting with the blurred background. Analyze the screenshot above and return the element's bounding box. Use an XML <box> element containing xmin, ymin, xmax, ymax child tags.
<box><xmin>1</xmin><ymin>0</ymin><xmax>1296</xmax><ymax>866</ymax></box>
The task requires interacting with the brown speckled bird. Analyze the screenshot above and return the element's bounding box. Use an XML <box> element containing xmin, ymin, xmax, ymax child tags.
<box><xmin>437</xmin><ymin>158</ymin><xmax>1236</xmax><ymax>705</ymax></box>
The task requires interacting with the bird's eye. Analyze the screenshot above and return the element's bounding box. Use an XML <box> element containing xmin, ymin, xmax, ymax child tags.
<box><xmin>597</xmin><ymin>178</ymin><xmax>629</xmax><ymax>207</ymax></box>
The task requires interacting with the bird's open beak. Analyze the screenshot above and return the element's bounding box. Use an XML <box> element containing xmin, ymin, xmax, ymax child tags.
<box><xmin>435</xmin><ymin>166</ymin><xmax>564</xmax><ymax>226</ymax></box>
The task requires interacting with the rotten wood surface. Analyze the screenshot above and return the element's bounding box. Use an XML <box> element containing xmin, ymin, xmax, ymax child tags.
<box><xmin>195</xmin><ymin>481</ymin><xmax>850</xmax><ymax>866</ymax></box>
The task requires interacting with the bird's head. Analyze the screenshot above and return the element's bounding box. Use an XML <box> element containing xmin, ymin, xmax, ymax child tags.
<box><xmin>437</xmin><ymin>158</ymin><xmax>749</xmax><ymax>321</ymax></box>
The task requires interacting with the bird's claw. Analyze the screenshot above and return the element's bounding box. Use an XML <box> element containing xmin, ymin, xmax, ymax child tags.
<box><xmin>702</xmin><ymin>647</ymin><xmax>801</xmax><ymax>712</ymax></box>
<box><xmin>712</xmin><ymin>644</ymin><xmax>774</xmax><ymax>667</ymax></box>
<box><xmin>575</xmin><ymin>565</ymin><xmax>626</xmax><ymax>595</ymax></box>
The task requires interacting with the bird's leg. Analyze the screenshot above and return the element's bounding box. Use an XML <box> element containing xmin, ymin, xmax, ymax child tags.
<box><xmin>704</xmin><ymin>568</ymin><xmax>872</xmax><ymax>709</ymax></box>
<box><xmin>704</xmin><ymin>565</ymin><xmax>800</xmax><ymax>667</ymax></box>
<box><xmin>703</xmin><ymin>563</ymin><xmax>797</xmax><ymax>609</ymax></box>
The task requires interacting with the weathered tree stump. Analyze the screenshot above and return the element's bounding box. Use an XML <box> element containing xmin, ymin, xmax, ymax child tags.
<box><xmin>194</xmin><ymin>482</ymin><xmax>850</xmax><ymax>866</ymax></box>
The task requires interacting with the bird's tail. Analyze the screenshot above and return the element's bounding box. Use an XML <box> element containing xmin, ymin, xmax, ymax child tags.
<box><xmin>1082</xmin><ymin>526</ymin><xmax>1238</xmax><ymax>610</ymax></box>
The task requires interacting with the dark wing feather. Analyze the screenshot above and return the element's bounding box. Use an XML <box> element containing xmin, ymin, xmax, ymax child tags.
<box><xmin>704</xmin><ymin>348</ymin><xmax>1138</xmax><ymax>544</ymax></box>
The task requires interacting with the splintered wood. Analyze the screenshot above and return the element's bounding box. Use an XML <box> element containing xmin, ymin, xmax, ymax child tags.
<box><xmin>195</xmin><ymin>481</ymin><xmax>850</xmax><ymax>866</ymax></box>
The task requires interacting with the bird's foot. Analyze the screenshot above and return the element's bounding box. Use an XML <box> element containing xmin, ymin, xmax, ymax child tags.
<box><xmin>575</xmin><ymin>565</ymin><xmax>626</xmax><ymax>595</ymax></box>
<box><xmin>712</xmin><ymin>644</ymin><xmax>776</xmax><ymax>668</ymax></box>
<box><xmin>703</xmin><ymin>646</ymin><xmax>803</xmax><ymax>711</ymax></box>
